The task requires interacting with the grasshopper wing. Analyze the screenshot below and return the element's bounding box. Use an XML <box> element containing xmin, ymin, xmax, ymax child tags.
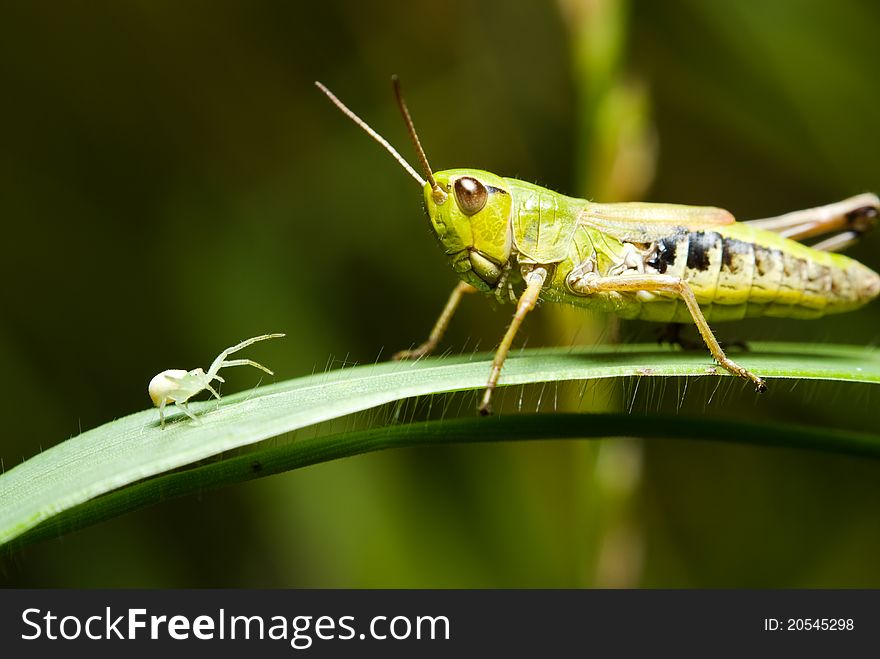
<box><xmin>578</xmin><ymin>202</ymin><xmax>735</xmax><ymax>243</ymax></box>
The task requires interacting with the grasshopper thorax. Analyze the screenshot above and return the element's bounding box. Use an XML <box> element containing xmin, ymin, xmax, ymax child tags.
<box><xmin>425</xmin><ymin>168</ymin><xmax>514</xmax><ymax>291</ymax></box>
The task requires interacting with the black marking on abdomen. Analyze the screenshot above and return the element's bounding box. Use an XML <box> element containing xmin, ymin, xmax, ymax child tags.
<box><xmin>721</xmin><ymin>237</ymin><xmax>753</xmax><ymax>273</ymax></box>
<box><xmin>646</xmin><ymin>235</ymin><xmax>679</xmax><ymax>274</ymax></box>
<box><xmin>753</xmin><ymin>246</ymin><xmax>781</xmax><ymax>277</ymax></box>
<box><xmin>686</xmin><ymin>231</ymin><xmax>719</xmax><ymax>271</ymax></box>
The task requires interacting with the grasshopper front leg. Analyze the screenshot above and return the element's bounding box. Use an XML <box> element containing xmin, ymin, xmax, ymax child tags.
<box><xmin>572</xmin><ymin>274</ymin><xmax>767</xmax><ymax>393</ymax></box>
<box><xmin>394</xmin><ymin>281</ymin><xmax>477</xmax><ymax>360</ymax></box>
<box><xmin>479</xmin><ymin>267</ymin><xmax>548</xmax><ymax>415</ymax></box>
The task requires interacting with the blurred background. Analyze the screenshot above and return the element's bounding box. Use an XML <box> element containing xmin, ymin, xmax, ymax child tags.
<box><xmin>2</xmin><ymin>0</ymin><xmax>879</xmax><ymax>587</ymax></box>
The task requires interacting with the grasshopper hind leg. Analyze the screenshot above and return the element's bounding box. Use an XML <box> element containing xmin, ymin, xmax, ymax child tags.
<box><xmin>657</xmin><ymin>322</ymin><xmax>702</xmax><ymax>351</ymax></box>
<box><xmin>572</xmin><ymin>274</ymin><xmax>767</xmax><ymax>393</ymax></box>
<box><xmin>658</xmin><ymin>322</ymin><xmax>749</xmax><ymax>352</ymax></box>
<box><xmin>745</xmin><ymin>193</ymin><xmax>879</xmax><ymax>251</ymax></box>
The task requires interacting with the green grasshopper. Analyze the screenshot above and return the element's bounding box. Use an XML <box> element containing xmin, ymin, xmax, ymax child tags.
<box><xmin>317</xmin><ymin>78</ymin><xmax>880</xmax><ymax>414</ymax></box>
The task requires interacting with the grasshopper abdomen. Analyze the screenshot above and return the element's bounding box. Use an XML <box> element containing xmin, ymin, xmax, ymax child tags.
<box><xmin>558</xmin><ymin>209</ymin><xmax>879</xmax><ymax>324</ymax></box>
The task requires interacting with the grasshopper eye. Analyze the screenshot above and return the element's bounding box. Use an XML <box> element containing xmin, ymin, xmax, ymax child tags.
<box><xmin>454</xmin><ymin>176</ymin><xmax>488</xmax><ymax>215</ymax></box>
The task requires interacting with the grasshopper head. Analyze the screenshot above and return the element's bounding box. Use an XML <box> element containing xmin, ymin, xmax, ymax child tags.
<box><xmin>316</xmin><ymin>80</ymin><xmax>514</xmax><ymax>290</ymax></box>
<box><xmin>425</xmin><ymin>169</ymin><xmax>513</xmax><ymax>291</ymax></box>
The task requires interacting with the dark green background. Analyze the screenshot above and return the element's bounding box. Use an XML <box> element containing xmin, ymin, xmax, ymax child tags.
<box><xmin>1</xmin><ymin>0</ymin><xmax>878</xmax><ymax>586</ymax></box>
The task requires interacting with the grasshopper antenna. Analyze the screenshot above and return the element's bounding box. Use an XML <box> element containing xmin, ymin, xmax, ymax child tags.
<box><xmin>315</xmin><ymin>81</ymin><xmax>426</xmax><ymax>188</ymax></box>
<box><xmin>392</xmin><ymin>75</ymin><xmax>447</xmax><ymax>204</ymax></box>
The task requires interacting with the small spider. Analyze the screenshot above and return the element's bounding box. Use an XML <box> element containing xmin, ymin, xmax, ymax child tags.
<box><xmin>148</xmin><ymin>333</ymin><xmax>285</xmax><ymax>428</ymax></box>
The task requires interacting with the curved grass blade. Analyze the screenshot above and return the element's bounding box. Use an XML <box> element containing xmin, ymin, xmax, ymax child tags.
<box><xmin>1</xmin><ymin>342</ymin><xmax>878</xmax><ymax>548</ymax></box>
<box><xmin>6</xmin><ymin>412</ymin><xmax>880</xmax><ymax>554</ymax></box>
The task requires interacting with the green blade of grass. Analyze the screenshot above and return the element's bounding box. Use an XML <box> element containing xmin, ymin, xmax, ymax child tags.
<box><xmin>1</xmin><ymin>342</ymin><xmax>878</xmax><ymax>548</ymax></box>
<box><xmin>6</xmin><ymin>412</ymin><xmax>880</xmax><ymax>554</ymax></box>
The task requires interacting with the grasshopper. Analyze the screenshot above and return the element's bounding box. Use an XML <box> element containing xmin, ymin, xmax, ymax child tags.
<box><xmin>317</xmin><ymin>78</ymin><xmax>880</xmax><ymax>414</ymax></box>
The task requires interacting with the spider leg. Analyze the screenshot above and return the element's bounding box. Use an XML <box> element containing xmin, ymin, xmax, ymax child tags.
<box><xmin>175</xmin><ymin>401</ymin><xmax>200</xmax><ymax>423</ymax></box>
<box><xmin>218</xmin><ymin>358</ymin><xmax>274</xmax><ymax>375</ymax></box>
<box><xmin>206</xmin><ymin>333</ymin><xmax>284</xmax><ymax>380</ymax></box>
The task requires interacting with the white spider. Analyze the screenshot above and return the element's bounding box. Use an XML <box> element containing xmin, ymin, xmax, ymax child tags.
<box><xmin>148</xmin><ymin>333</ymin><xmax>285</xmax><ymax>428</ymax></box>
